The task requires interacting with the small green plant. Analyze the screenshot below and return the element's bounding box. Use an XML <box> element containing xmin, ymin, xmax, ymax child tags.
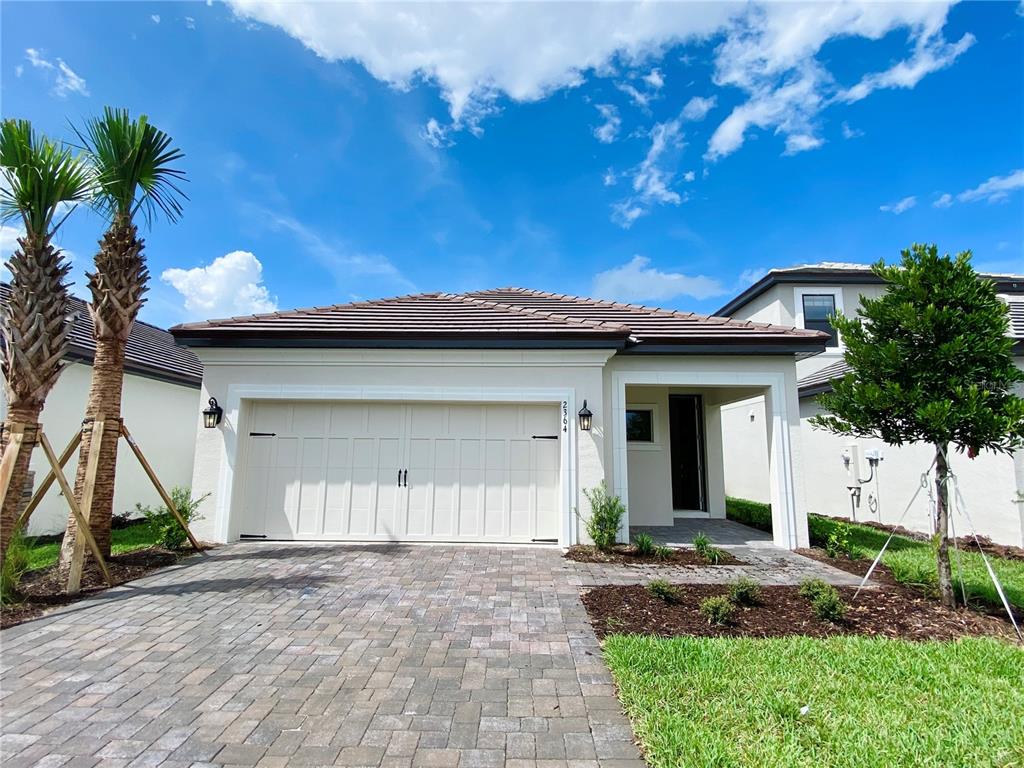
<box><xmin>633</xmin><ymin>532</ymin><xmax>655</xmax><ymax>556</ymax></box>
<box><xmin>647</xmin><ymin>578</ymin><xmax>680</xmax><ymax>603</ymax></box>
<box><xmin>1</xmin><ymin>528</ymin><xmax>31</xmax><ymax>605</ymax></box>
<box><xmin>699</xmin><ymin>595</ymin><xmax>736</xmax><ymax>626</ymax></box>
<box><xmin>137</xmin><ymin>487</ymin><xmax>209</xmax><ymax>550</ymax></box>
<box><xmin>728</xmin><ymin>577</ymin><xmax>762</xmax><ymax>606</ymax></box>
<box><xmin>693</xmin><ymin>533</ymin><xmax>724</xmax><ymax>564</ymax></box>
<box><xmin>825</xmin><ymin>521</ymin><xmax>852</xmax><ymax>559</ymax></box>
<box><xmin>654</xmin><ymin>545</ymin><xmax>674</xmax><ymax>560</ymax></box>
<box><xmin>581</xmin><ymin>481</ymin><xmax>626</xmax><ymax>552</ymax></box>
<box><xmin>811</xmin><ymin>590</ymin><xmax>848</xmax><ymax>623</ymax></box>
<box><xmin>798</xmin><ymin>578</ymin><xmax>832</xmax><ymax>601</ymax></box>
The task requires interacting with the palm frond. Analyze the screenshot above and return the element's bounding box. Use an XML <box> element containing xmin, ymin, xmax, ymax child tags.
<box><xmin>75</xmin><ymin>107</ymin><xmax>188</xmax><ymax>228</ymax></box>
<box><xmin>0</xmin><ymin>119</ymin><xmax>94</xmax><ymax>238</ymax></box>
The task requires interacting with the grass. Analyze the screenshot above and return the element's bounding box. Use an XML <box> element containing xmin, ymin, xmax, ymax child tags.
<box><xmin>603</xmin><ymin>634</ymin><xmax>1024</xmax><ymax>768</ymax></box>
<box><xmin>727</xmin><ymin>498</ymin><xmax>1024</xmax><ymax>610</ymax></box>
<box><xmin>22</xmin><ymin>522</ymin><xmax>161</xmax><ymax>572</ymax></box>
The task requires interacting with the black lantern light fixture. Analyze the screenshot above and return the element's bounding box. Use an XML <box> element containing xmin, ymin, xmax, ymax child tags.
<box><xmin>203</xmin><ymin>397</ymin><xmax>223</xmax><ymax>429</ymax></box>
<box><xmin>578</xmin><ymin>400</ymin><xmax>593</xmax><ymax>432</ymax></box>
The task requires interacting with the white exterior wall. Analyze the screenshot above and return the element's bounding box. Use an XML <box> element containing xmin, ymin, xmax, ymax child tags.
<box><xmin>189</xmin><ymin>347</ymin><xmax>811</xmax><ymax>549</ymax></box>
<box><xmin>721</xmin><ymin>396</ymin><xmax>771</xmax><ymax>503</ymax></box>
<box><xmin>1</xmin><ymin>362</ymin><xmax>201</xmax><ymax>535</ymax></box>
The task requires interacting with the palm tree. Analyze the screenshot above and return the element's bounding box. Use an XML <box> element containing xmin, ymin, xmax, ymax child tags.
<box><xmin>0</xmin><ymin>119</ymin><xmax>92</xmax><ymax>567</ymax></box>
<box><xmin>59</xmin><ymin>108</ymin><xmax>186</xmax><ymax>566</ymax></box>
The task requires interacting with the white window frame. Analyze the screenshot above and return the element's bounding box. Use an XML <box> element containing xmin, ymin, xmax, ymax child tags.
<box><xmin>794</xmin><ymin>286</ymin><xmax>844</xmax><ymax>350</ymax></box>
<box><xmin>624</xmin><ymin>402</ymin><xmax>661</xmax><ymax>451</ymax></box>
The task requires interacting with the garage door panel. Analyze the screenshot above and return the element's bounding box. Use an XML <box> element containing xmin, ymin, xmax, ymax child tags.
<box><xmin>238</xmin><ymin>401</ymin><xmax>561</xmax><ymax>543</ymax></box>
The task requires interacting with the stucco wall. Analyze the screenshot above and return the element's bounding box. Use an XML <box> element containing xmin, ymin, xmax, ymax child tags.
<box><xmin>189</xmin><ymin>348</ymin><xmax>612</xmax><ymax>545</ymax></box>
<box><xmin>721</xmin><ymin>395</ymin><xmax>771</xmax><ymax>503</ymax></box>
<box><xmin>1</xmin><ymin>362</ymin><xmax>201</xmax><ymax>535</ymax></box>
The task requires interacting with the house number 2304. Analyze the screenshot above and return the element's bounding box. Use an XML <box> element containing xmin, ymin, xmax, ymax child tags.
<box><xmin>562</xmin><ymin>401</ymin><xmax>568</xmax><ymax>432</ymax></box>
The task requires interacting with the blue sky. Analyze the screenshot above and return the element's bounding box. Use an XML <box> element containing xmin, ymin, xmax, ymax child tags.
<box><xmin>2</xmin><ymin>1</ymin><xmax>1022</xmax><ymax>329</ymax></box>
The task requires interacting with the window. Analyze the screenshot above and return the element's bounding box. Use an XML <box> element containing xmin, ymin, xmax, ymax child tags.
<box><xmin>626</xmin><ymin>409</ymin><xmax>654</xmax><ymax>442</ymax></box>
<box><xmin>801</xmin><ymin>294</ymin><xmax>838</xmax><ymax>347</ymax></box>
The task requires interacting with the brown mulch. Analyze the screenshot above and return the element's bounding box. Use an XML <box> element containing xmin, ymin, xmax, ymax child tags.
<box><xmin>565</xmin><ymin>544</ymin><xmax>742</xmax><ymax>566</ymax></box>
<box><xmin>582</xmin><ymin>582</ymin><xmax>1018</xmax><ymax>642</ymax></box>
<box><xmin>824</xmin><ymin>515</ymin><xmax>1024</xmax><ymax>561</ymax></box>
<box><xmin>1</xmin><ymin>547</ymin><xmax>206</xmax><ymax>630</ymax></box>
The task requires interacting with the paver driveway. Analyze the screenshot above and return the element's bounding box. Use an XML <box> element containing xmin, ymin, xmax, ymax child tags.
<box><xmin>1</xmin><ymin>543</ymin><xmax>645</xmax><ymax>768</ymax></box>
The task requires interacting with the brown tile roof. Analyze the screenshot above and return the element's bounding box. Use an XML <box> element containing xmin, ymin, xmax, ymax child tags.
<box><xmin>170</xmin><ymin>288</ymin><xmax>826</xmax><ymax>353</ymax></box>
<box><xmin>1</xmin><ymin>284</ymin><xmax>203</xmax><ymax>388</ymax></box>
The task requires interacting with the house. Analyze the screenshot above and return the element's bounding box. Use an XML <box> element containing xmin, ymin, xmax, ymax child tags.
<box><xmin>169</xmin><ymin>288</ymin><xmax>827</xmax><ymax>549</ymax></box>
<box><xmin>0</xmin><ymin>286</ymin><xmax>204</xmax><ymax>535</ymax></box>
<box><xmin>716</xmin><ymin>263</ymin><xmax>1024</xmax><ymax>546</ymax></box>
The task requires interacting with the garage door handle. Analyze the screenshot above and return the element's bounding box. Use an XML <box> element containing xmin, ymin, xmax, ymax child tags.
<box><xmin>532</xmin><ymin>435</ymin><xmax>559</xmax><ymax>440</ymax></box>
<box><xmin>397</xmin><ymin>469</ymin><xmax>402</xmax><ymax>487</ymax></box>
<box><xmin>249</xmin><ymin>432</ymin><xmax>276</xmax><ymax>437</ymax></box>
<box><xmin>403</xmin><ymin>469</ymin><xmax>408</xmax><ymax>487</ymax></box>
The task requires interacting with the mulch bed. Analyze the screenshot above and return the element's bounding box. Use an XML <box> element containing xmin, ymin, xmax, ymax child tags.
<box><xmin>1</xmin><ymin>547</ymin><xmax>205</xmax><ymax>630</ymax></box>
<box><xmin>823</xmin><ymin>515</ymin><xmax>1024</xmax><ymax>561</ymax></box>
<box><xmin>565</xmin><ymin>544</ymin><xmax>742</xmax><ymax>566</ymax></box>
<box><xmin>582</xmin><ymin>582</ymin><xmax>1018</xmax><ymax>642</ymax></box>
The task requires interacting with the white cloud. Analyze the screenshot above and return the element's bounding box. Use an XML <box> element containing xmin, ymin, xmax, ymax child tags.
<box><xmin>681</xmin><ymin>95</ymin><xmax>716</xmax><ymax>121</ymax></box>
<box><xmin>682</xmin><ymin>170</ymin><xmax>695</xmax><ymax>182</ymax></box>
<box><xmin>643</xmin><ymin>68</ymin><xmax>664</xmax><ymax>89</ymax></box>
<box><xmin>602</xmin><ymin>169</ymin><xmax>617</xmax><ymax>187</ymax></box>
<box><xmin>612</xmin><ymin>118</ymin><xmax>685</xmax><ymax>228</ymax></box>
<box><xmin>933</xmin><ymin>193</ymin><xmax>953</xmax><ymax>209</ymax></box>
<box><xmin>837</xmin><ymin>32</ymin><xmax>974</xmax><ymax>104</ymax></box>
<box><xmin>956</xmin><ymin>169</ymin><xmax>1024</xmax><ymax>204</ymax></box>
<box><xmin>185</xmin><ymin>16</ymin><xmax>196</xmax><ymax>29</ymax></box>
<box><xmin>23</xmin><ymin>48</ymin><xmax>89</xmax><ymax>98</ymax></box>
<box><xmin>880</xmin><ymin>195</ymin><xmax>917</xmax><ymax>214</ymax></box>
<box><xmin>161</xmin><ymin>251</ymin><xmax>278</xmax><ymax>320</ymax></box>
<box><xmin>841</xmin><ymin>121</ymin><xmax>864</xmax><ymax>139</ymax></box>
<box><xmin>738</xmin><ymin>267</ymin><xmax>768</xmax><ymax>286</ymax></box>
<box><xmin>14</xmin><ymin>64</ymin><xmax>23</xmax><ymax>78</ymax></box>
<box><xmin>227</xmin><ymin>2</ymin><xmax>967</xmax><ymax>158</ymax></box>
<box><xmin>151</xmin><ymin>14</ymin><xmax>160</xmax><ymax>23</ymax></box>
<box><xmin>593</xmin><ymin>255</ymin><xmax>726</xmax><ymax>303</ymax></box>
<box><xmin>421</xmin><ymin>118</ymin><xmax>453</xmax><ymax>148</ymax></box>
<box><xmin>593</xmin><ymin>104</ymin><xmax>621</xmax><ymax>143</ymax></box>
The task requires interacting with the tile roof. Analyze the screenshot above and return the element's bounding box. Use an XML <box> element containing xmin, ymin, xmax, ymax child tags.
<box><xmin>169</xmin><ymin>288</ymin><xmax>827</xmax><ymax>353</ymax></box>
<box><xmin>1</xmin><ymin>284</ymin><xmax>203</xmax><ymax>388</ymax></box>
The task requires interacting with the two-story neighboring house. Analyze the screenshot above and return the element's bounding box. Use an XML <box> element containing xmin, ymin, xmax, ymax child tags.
<box><xmin>716</xmin><ymin>262</ymin><xmax>1024</xmax><ymax>547</ymax></box>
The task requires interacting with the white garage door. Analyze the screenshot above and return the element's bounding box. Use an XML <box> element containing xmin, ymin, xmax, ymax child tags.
<box><xmin>238</xmin><ymin>401</ymin><xmax>562</xmax><ymax>543</ymax></box>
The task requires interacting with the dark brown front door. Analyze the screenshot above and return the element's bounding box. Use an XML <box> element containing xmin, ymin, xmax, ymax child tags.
<box><xmin>669</xmin><ymin>394</ymin><xmax>706</xmax><ymax>511</ymax></box>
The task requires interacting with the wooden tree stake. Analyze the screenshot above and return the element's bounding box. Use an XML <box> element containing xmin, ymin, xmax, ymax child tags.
<box><xmin>38</xmin><ymin>430</ymin><xmax>111</xmax><ymax>589</ymax></box>
<box><xmin>120</xmin><ymin>423</ymin><xmax>202</xmax><ymax>552</ymax></box>
<box><xmin>15</xmin><ymin>429</ymin><xmax>81</xmax><ymax>532</ymax></box>
<box><xmin>65</xmin><ymin>420</ymin><xmax>106</xmax><ymax>594</ymax></box>
<box><xmin>0</xmin><ymin>422</ymin><xmax>28</xmax><ymax>509</ymax></box>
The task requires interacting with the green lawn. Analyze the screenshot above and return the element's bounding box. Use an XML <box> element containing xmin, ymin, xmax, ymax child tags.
<box><xmin>23</xmin><ymin>522</ymin><xmax>161</xmax><ymax>571</ymax></box>
<box><xmin>727</xmin><ymin>497</ymin><xmax>1024</xmax><ymax>610</ymax></box>
<box><xmin>604</xmin><ymin>634</ymin><xmax>1024</xmax><ymax>768</ymax></box>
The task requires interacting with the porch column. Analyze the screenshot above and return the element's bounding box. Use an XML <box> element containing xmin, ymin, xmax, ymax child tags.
<box><xmin>764</xmin><ymin>378</ymin><xmax>810</xmax><ymax>548</ymax></box>
<box><xmin>704</xmin><ymin>402</ymin><xmax>727</xmax><ymax>518</ymax></box>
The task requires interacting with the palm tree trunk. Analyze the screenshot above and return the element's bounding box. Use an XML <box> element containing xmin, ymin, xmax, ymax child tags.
<box><xmin>59</xmin><ymin>337</ymin><xmax>126</xmax><ymax>563</ymax></box>
<box><xmin>0</xmin><ymin>405</ymin><xmax>41</xmax><ymax>567</ymax></box>
<box><xmin>934</xmin><ymin>443</ymin><xmax>956</xmax><ymax>608</ymax></box>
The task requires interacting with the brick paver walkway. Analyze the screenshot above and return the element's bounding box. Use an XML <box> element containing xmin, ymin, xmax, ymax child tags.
<box><xmin>1</xmin><ymin>544</ymin><xmax>646</xmax><ymax>768</ymax></box>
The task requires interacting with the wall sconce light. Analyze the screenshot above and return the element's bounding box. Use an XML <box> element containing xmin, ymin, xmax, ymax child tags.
<box><xmin>203</xmin><ymin>397</ymin><xmax>223</xmax><ymax>429</ymax></box>
<box><xmin>578</xmin><ymin>400</ymin><xmax>593</xmax><ymax>431</ymax></box>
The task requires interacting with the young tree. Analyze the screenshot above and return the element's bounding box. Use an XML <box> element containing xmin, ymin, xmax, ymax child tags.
<box><xmin>59</xmin><ymin>108</ymin><xmax>186</xmax><ymax>568</ymax></box>
<box><xmin>0</xmin><ymin>120</ymin><xmax>92</xmax><ymax>566</ymax></box>
<box><xmin>812</xmin><ymin>244</ymin><xmax>1024</xmax><ymax>607</ymax></box>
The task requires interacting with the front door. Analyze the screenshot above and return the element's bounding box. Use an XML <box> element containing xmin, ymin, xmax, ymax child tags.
<box><xmin>669</xmin><ymin>394</ymin><xmax>707</xmax><ymax>511</ymax></box>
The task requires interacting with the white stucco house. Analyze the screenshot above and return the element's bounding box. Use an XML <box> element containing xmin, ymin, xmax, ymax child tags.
<box><xmin>717</xmin><ymin>263</ymin><xmax>1024</xmax><ymax>546</ymax></box>
<box><xmin>1</xmin><ymin>286</ymin><xmax>204</xmax><ymax>535</ymax></box>
<box><xmin>170</xmin><ymin>288</ymin><xmax>828</xmax><ymax>550</ymax></box>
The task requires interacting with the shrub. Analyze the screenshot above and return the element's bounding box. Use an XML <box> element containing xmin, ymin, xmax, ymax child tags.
<box><xmin>633</xmin><ymin>532</ymin><xmax>655</xmax><ymax>556</ymax></box>
<box><xmin>647</xmin><ymin>579</ymin><xmax>680</xmax><ymax>603</ymax></box>
<box><xmin>581</xmin><ymin>482</ymin><xmax>626</xmax><ymax>552</ymax></box>
<box><xmin>825</xmin><ymin>522</ymin><xmax>853</xmax><ymax>559</ymax></box>
<box><xmin>137</xmin><ymin>487</ymin><xmax>209</xmax><ymax>550</ymax></box>
<box><xmin>725</xmin><ymin>497</ymin><xmax>772</xmax><ymax>533</ymax></box>
<box><xmin>798</xmin><ymin>578</ymin><xmax>832</xmax><ymax>601</ymax></box>
<box><xmin>728</xmin><ymin>577</ymin><xmax>762</xmax><ymax>606</ymax></box>
<box><xmin>111</xmin><ymin>509</ymin><xmax>135</xmax><ymax>530</ymax></box>
<box><xmin>699</xmin><ymin>595</ymin><xmax>736</xmax><ymax>626</ymax></box>
<box><xmin>1</xmin><ymin>528</ymin><xmax>31</xmax><ymax>605</ymax></box>
<box><xmin>693</xmin><ymin>533</ymin><xmax>724</xmax><ymax>564</ymax></box>
<box><xmin>811</xmin><ymin>590</ymin><xmax>848</xmax><ymax>623</ymax></box>
<box><xmin>654</xmin><ymin>545</ymin><xmax>674</xmax><ymax>561</ymax></box>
